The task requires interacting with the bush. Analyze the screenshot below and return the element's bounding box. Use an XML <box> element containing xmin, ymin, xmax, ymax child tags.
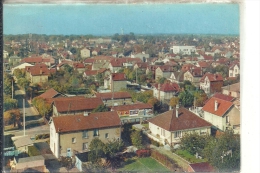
<box><xmin>150</xmin><ymin>139</ymin><xmax>160</xmax><ymax>147</ymax></box>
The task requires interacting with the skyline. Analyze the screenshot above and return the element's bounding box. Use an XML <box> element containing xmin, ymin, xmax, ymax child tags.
<box><xmin>4</xmin><ymin>4</ymin><xmax>240</xmax><ymax>36</ymax></box>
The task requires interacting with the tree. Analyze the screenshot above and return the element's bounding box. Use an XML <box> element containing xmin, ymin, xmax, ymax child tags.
<box><xmin>70</xmin><ymin>47</ymin><xmax>77</xmax><ymax>54</ymax></box>
<box><xmin>4</xmin><ymin>95</ymin><xmax>18</xmax><ymax>112</ymax></box>
<box><xmin>32</xmin><ymin>97</ymin><xmax>52</xmax><ymax>118</ymax></box>
<box><xmin>88</xmin><ymin>138</ymin><xmax>105</xmax><ymax>163</ymax></box>
<box><xmin>17</xmin><ymin>78</ymin><xmax>30</xmax><ymax>90</ymax></box>
<box><xmin>203</xmin><ymin>130</ymin><xmax>240</xmax><ymax>172</ymax></box>
<box><xmin>92</xmin><ymin>104</ymin><xmax>109</xmax><ymax>113</ymax></box>
<box><xmin>4</xmin><ymin>73</ymin><xmax>13</xmax><ymax>96</ymax></box>
<box><xmin>103</xmin><ymin>139</ymin><xmax>124</xmax><ymax>158</ymax></box>
<box><xmin>180</xmin><ymin>132</ymin><xmax>208</xmax><ymax>155</ymax></box>
<box><xmin>130</xmin><ymin>130</ymin><xmax>143</xmax><ymax>149</ymax></box>
<box><xmin>169</xmin><ymin>97</ymin><xmax>179</xmax><ymax>108</ymax></box>
<box><xmin>194</xmin><ymin>91</ymin><xmax>208</xmax><ymax>107</ymax></box>
<box><xmin>13</xmin><ymin>69</ymin><xmax>26</xmax><ymax>79</ymax></box>
<box><xmin>178</xmin><ymin>90</ymin><xmax>194</xmax><ymax>107</ymax></box>
<box><xmin>4</xmin><ymin>109</ymin><xmax>21</xmax><ymax>127</ymax></box>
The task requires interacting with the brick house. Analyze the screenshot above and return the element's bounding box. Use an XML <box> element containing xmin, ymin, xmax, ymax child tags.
<box><xmin>49</xmin><ymin>112</ymin><xmax>121</xmax><ymax>158</ymax></box>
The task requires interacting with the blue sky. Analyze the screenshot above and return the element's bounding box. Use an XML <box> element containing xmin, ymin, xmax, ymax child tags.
<box><xmin>4</xmin><ymin>3</ymin><xmax>239</xmax><ymax>35</ymax></box>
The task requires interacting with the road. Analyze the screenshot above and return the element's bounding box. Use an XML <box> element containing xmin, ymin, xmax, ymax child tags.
<box><xmin>4</xmin><ymin>88</ymin><xmax>49</xmax><ymax>138</ymax></box>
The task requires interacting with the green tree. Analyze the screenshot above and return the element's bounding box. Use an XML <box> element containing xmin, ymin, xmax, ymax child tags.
<box><xmin>103</xmin><ymin>139</ymin><xmax>124</xmax><ymax>158</ymax></box>
<box><xmin>17</xmin><ymin>78</ymin><xmax>30</xmax><ymax>90</ymax></box>
<box><xmin>13</xmin><ymin>69</ymin><xmax>26</xmax><ymax>79</ymax></box>
<box><xmin>130</xmin><ymin>130</ymin><xmax>143</xmax><ymax>149</ymax></box>
<box><xmin>88</xmin><ymin>138</ymin><xmax>105</xmax><ymax>163</ymax></box>
<box><xmin>3</xmin><ymin>73</ymin><xmax>13</xmax><ymax>96</ymax></box>
<box><xmin>178</xmin><ymin>90</ymin><xmax>194</xmax><ymax>107</ymax></box>
<box><xmin>92</xmin><ymin>104</ymin><xmax>109</xmax><ymax>113</ymax></box>
<box><xmin>32</xmin><ymin>97</ymin><xmax>52</xmax><ymax>118</ymax></box>
<box><xmin>158</xmin><ymin>77</ymin><xmax>167</xmax><ymax>84</ymax></box>
<box><xmin>169</xmin><ymin>97</ymin><xmax>179</xmax><ymax>108</ymax></box>
<box><xmin>4</xmin><ymin>95</ymin><xmax>18</xmax><ymax>112</ymax></box>
<box><xmin>4</xmin><ymin>109</ymin><xmax>21</xmax><ymax>127</ymax></box>
<box><xmin>203</xmin><ymin>130</ymin><xmax>240</xmax><ymax>172</ymax></box>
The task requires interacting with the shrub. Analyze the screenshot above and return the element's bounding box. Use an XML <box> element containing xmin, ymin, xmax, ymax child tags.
<box><xmin>150</xmin><ymin>139</ymin><xmax>160</xmax><ymax>147</ymax></box>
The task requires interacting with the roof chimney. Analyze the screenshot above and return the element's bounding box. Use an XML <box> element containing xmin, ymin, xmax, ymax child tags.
<box><xmin>176</xmin><ymin>104</ymin><xmax>179</xmax><ymax>118</ymax></box>
<box><xmin>215</xmin><ymin>100</ymin><xmax>218</xmax><ymax>111</ymax></box>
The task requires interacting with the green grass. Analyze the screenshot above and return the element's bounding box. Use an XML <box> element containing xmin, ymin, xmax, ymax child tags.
<box><xmin>118</xmin><ymin>157</ymin><xmax>170</xmax><ymax>172</ymax></box>
<box><xmin>175</xmin><ymin>150</ymin><xmax>207</xmax><ymax>163</ymax></box>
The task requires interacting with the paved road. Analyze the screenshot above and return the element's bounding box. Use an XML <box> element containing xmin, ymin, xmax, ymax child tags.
<box><xmin>4</xmin><ymin>124</ymin><xmax>50</xmax><ymax>137</ymax></box>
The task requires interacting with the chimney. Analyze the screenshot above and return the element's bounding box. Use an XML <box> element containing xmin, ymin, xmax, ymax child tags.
<box><xmin>215</xmin><ymin>100</ymin><xmax>218</xmax><ymax>111</ymax></box>
<box><xmin>176</xmin><ymin>104</ymin><xmax>179</xmax><ymax>118</ymax></box>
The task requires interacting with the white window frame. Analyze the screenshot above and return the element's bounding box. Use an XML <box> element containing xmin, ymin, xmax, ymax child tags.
<box><xmin>72</xmin><ymin>137</ymin><xmax>76</xmax><ymax>143</ymax></box>
<box><xmin>174</xmin><ymin>131</ymin><xmax>182</xmax><ymax>138</ymax></box>
<box><xmin>105</xmin><ymin>133</ymin><xmax>109</xmax><ymax>139</ymax></box>
<box><xmin>83</xmin><ymin>142</ymin><xmax>88</xmax><ymax>150</ymax></box>
<box><xmin>82</xmin><ymin>130</ymin><xmax>88</xmax><ymax>138</ymax></box>
<box><xmin>93</xmin><ymin>129</ymin><xmax>99</xmax><ymax>137</ymax></box>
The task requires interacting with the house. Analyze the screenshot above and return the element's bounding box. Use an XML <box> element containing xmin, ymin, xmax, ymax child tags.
<box><xmin>9</xmin><ymin>55</ymin><xmax>22</xmax><ymax>65</ymax></box>
<box><xmin>11</xmin><ymin>136</ymin><xmax>34</xmax><ymax>153</ymax></box>
<box><xmin>200</xmin><ymin>73</ymin><xmax>224</xmax><ymax>94</ymax></box>
<box><xmin>109</xmin><ymin>58</ymin><xmax>141</xmax><ymax>73</ymax></box>
<box><xmin>170</xmin><ymin>46</ymin><xmax>196</xmax><ymax>55</ymax></box>
<box><xmin>104</xmin><ymin>73</ymin><xmax>127</xmax><ymax>92</ymax></box>
<box><xmin>38</xmin><ymin>88</ymin><xmax>66</xmax><ymax>100</ymax></box>
<box><xmin>229</xmin><ymin>63</ymin><xmax>240</xmax><ymax>77</ymax></box>
<box><xmin>52</xmin><ymin>97</ymin><xmax>103</xmax><ymax>117</ymax></box>
<box><xmin>195</xmin><ymin>61</ymin><xmax>210</xmax><ymax>72</ymax></box>
<box><xmin>73</xmin><ymin>63</ymin><xmax>85</xmax><ymax>73</ymax></box>
<box><xmin>221</xmin><ymin>82</ymin><xmax>240</xmax><ymax>98</ymax></box>
<box><xmin>80</xmin><ymin>48</ymin><xmax>91</xmax><ymax>58</ymax></box>
<box><xmin>11</xmin><ymin>63</ymin><xmax>34</xmax><ymax>74</ymax></box>
<box><xmin>95</xmin><ymin>91</ymin><xmax>132</xmax><ymax>107</ymax></box>
<box><xmin>10</xmin><ymin>155</ymin><xmax>48</xmax><ymax>173</ymax></box>
<box><xmin>3</xmin><ymin>50</ymin><xmax>9</xmax><ymax>58</ymax></box>
<box><xmin>131</xmin><ymin>52</ymin><xmax>150</xmax><ymax>61</ymax></box>
<box><xmin>155</xmin><ymin>65</ymin><xmax>174</xmax><ymax>80</ymax></box>
<box><xmin>201</xmin><ymin>97</ymin><xmax>240</xmax><ymax>132</ymax></box>
<box><xmin>187</xmin><ymin>162</ymin><xmax>214</xmax><ymax>172</ymax></box>
<box><xmin>153</xmin><ymin>82</ymin><xmax>180</xmax><ymax>102</ymax></box>
<box><xmin>25</xmin><ymin>64</ymin><xmax>54</xmax><ymax>84</ymax></box>
<box><xmin>168</xmin><ymin>71</ymin><xmax>184</xmax><ymax>83</ymax></box>
<box><xmin>183</xmin><ymin>67</ymin><xmax>203</xmax><ymax>87</ymax></box>
<box><xmin>111</xmin><ymin>102</ymin><xmax>153</xmax><ymax>123</ymax></box>
<box><xmin>49</xmin><ymin>112</ymin><xmax>121</xmax><ymax>158</ymax></box>
<box><xmin>133</xmin><ymin>62</ymin><xmax>149</xmax><ymax>71</ymax></box>
<box><xmin>147</xmin><ymin>106</ymin><xmax>212</xmax><ymax>145</ymax></box>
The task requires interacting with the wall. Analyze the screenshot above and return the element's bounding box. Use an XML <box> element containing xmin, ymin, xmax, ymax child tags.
<box><xmin>203</xmin><ymin>111</ymin><xmax>226</xmax><ymax>131</ymax></box>
<box><xmin>31</xmin><ymin>75</ymin><xmax>48</xmax><ymax>84</ymax></box>
<box><xmin>103</xmin><ymin>98</ymin><xmax>132</xmax><ymax>107</ymax></box>
<box><xmin>59</xmin><ymin>127</ymin><xmax>121</xmax><ymax>157</ymax></box>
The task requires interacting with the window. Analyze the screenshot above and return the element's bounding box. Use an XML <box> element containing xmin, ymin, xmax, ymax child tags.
<box><xmin>226</xmin><ymin>116</ymin><xmax>230</xmax><ymax>123</ymax></box>
<box><xmin>72</xmin><ymin>137</ymin><xmax>76</xmax><ymax>143</ymax></box>
<box><xmin>93</xmin><ymin>129</ymin><xmax>99</xmax><ymax>137</ymax></box>
<box><xmin>82</xmin><ymin>131</ymin><xmax>88</xmax><ymax>138</ymax></box>
<box><xmin>174</xmin><ymin>131</ymin><xmax>182</xmax><ymax>138</ymax></box>
<box><xmin>83</xmin><ymin>142</ymin><xmax>88</xmax><ymax>150</ymax></box>
<box><xmin>105</xmin><ymin>133</ymin><xmax>109</xmax><ymax>139</ymax></box>
<box><xmin>200</xmin><ymin>129</ymin><xmax>207</xmax><ymax>135</ymax></box>
<box><xmin>161</xmin><ymin>129</ymin><xmax>165</xmax><ymax>137</ymax></box>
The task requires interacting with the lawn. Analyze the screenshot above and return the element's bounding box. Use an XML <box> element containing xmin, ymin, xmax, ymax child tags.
<box><xmin>175</xmin><ymin>149</ymin><xmax>207</xmax><ymax>163</ymax></box>
<box><xmin>118</xmin><ymin>157</ymin><xmax>170</xmax><ymax>172</ymax></box>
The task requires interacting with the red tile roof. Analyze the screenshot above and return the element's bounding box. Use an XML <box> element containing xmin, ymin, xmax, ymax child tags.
<box><xmin>154</xmin><ymin>83</ymin><xmax>180</xmax><ymax>92</ymax></box>
<box><xmin>212</xmin><ymin>93</ymin><xmax>235</xmax><ymax>102</ymax></box>
<box><xmin>73</xmin><ymin>63</ymin><xmax>85</xmax><ymax>69</ymax></box>
<box><xmin>84</xmin><ymin>70</ymin><xmax>99</xmax><ymax>76</ymax></box>
<box><xmin>52</xmin><ymin>111</ymin><xmax>121</xmax><ymax>133</ymax></box>
<box><xmin>147</xmin><ymin>107</ymin><xmax>212</xmax><ymax>131</ymax></box>
<box><xmin>112</xmin><ymin>73</ymin><xmax>126</xmax><ymax>81</ymax></box>
<box><xmin>202</xmin><ymin>97</ymin><xmax>233</xmax><ymax>117</ymax></box>
<box><xmin>38</xmin><ymin>88</ymin><xmax>60</xmax><ymax>99</ymax></box>
<box><xmin>21</xmin><ymin>57</ymin><xmax>43</xmax><ymax>63</ymax></box>
<box><xmin>200</xmin><ymin>73</ymin><xmax>223</xmax><ymax>82</ymax></box>
<box><xmin>189</xmin><ymin>162</ymin><xmax>214</xmax><ymax>172</ymax></box>
<box><xmin>197</xmin><ymin>61</ymin><xmax>210</xmax><ymax>68</ymax></box>
<box><xmin>111</xmin><ymin>103</ymin><xmax>152</xmax><ymax>111</ymax></box>
<box><xmin>25</xmin><ymin>65</ymin><xmax>50</xmax><ymax>76</ymax></box>
<box><xmin>95</xmin><ymin>91</ymin><xmax>131</xmax><ymax>100</ymax></box>
<box><xmin>158</xmin><ymin>65</ymin><xmax>174</xmax><ymax>72</ymax></box>
<box><xmin>53</xmin><ymin>97</ymin><xmax>103</xmax><ymax>113</ymax></box>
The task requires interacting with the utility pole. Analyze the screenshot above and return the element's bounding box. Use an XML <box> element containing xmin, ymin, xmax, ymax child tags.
<box><xmin>23</xmin><ymin>99</ymin><xmax>25</xmax><ymax>136</ymax></box>
<box><xmin>12</xmin><ymin>78</ymin><xmax>14</xmax><ymax>99</ymax></box>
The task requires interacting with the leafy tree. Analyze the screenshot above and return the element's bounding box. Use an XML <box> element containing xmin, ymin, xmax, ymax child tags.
<box><xmin>70</xmin><ymin>47</ymin><xmax>77</xmax><ymax>54</ymax></box>
<box><xmin>3</xmin><ymin>73</ymin><xmax>13</xmax><ymax>96</ymax></box>
<box><xmin>147</xmin><ymin>97</ymin><xmax>160</xmax><ymax>109</ymax></box>
<box><xmin>4</xmin><ymin>109</ymin><xmax>21</xmax><ymax>127</ymax></box>
<box><xmin>215</xmin><ymin>65</ymin><xmax>229</xmax><ymax>78</ymax></box>
<box><xmin>194</xmin><ymin>91</ymin><xmax>208</xmax><ymax>107</ymax></box>
<box><xmin>13</xmin><ymin>69</ymin><xmax>26</xmax><ymax>79</ymax></box>
<box><xmin>63</xmin><ymin>64</ymin><xmax>74</xmax><ymax>73</ymax></box>
<box><xmin>92</xmin><ymin>104</ymin><xmax>109</xmax><ymax>113</ymax></box>
<box><xmin>4</xmin><ymin>95</ymin><xmax>18</xmax><ymax>112</ymax></box>
<box><xmin>178</xmin><ymin>90</ymin><xmax>194</xmax><ymax>107</ymax></box>
<box><xmin>17</xmin><ymin>78</ymin><xmax>30</xmax><ymax>90</ymax></box>
<box><xmin>103</xmin><ymin>139</ymin><xmax>124</xmax><ymax>158</ymax></box>
<box><xmin>88</xmin><ymin>138</ymin><xmax>105</xmax><ymax>163</ymax></box>
<box><xmin>130</xmin><ymin>130</ymin><xmax>143</xmax><ymax>149</ymax></box>
<box><xmin>203</xmin><ymin>130</ymin><xmax>240</xmax><ymax>172</ymax></box>
<box><xmin>180</xmin><ymin>132</ymin><xmax>208</xmax><ymax>155</ymax></box>
<box><xmin>32</xmin><ymin>97</ymin><xmax>52</xmax><ymax>118</ymax></box>
<box><xmin>169</xmin><ymin>97</ymin><xmax>179</xmax><ymax>108</ymax></box>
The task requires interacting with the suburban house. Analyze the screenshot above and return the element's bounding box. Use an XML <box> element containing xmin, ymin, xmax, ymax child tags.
<box><xmin>49</xmin><ymin>112</ymin><xmax>121</xmax><ymax>158</ymax></box>
<box><xmin>11</xmin><ymin>62</ymin><xmax>34</xmax><ymax>74</ymax></box>
<box><xmin>199</xmin><ymin>73</ymin><xmax>224</xmax><ymax>94</ymax></box>
<box><xmin>104</xmin><ymin>73</ymin><xmax>127</xmax><ymax>92</ymax></box>
<box><xmin>108</xmin><ymin>58</ymin><xmax>141</xmax><ymax>73</ymax></box>
<box><xmin>201</xmin><ymin>97</ymin><xmax>240</xmax><ymax>132</ymax></box>
<box><xmin>80</xmin><ymin>48</ymin><xmax>91</xmax><ymax>58</ymax></box>
<box><xmin>95</xmin><ymin>91</ymin><xmax>132</xmax><ymax>107</ymax></box>
<box><xmin>111</xmin><ymin>102</ymin><xmax>153</xmax><ymax>123</ymax></box>
<box><xmin>168</xmin><ymin>71</ymin><xmax>184</xmax><ymax>83</ymax></box>
<box><xmin>73</xmin><ymin>63</ymin><xmax>85</xmax><ymax>73</ymax></box>
<box><xmin>183</xmin><ymin>67</ymin><xmax>203</xmax><ymax>87</ymax></box>
<box><xmin>133</xmin><ymin>62</ymin><xmax>149</xmax><ymax>71</ymax></box>
<box><xmin>153</xmin><ymin>82</ymin><xmax>180</xmax><ymax>102</ymax></box>
<box><xmin>25</xmin><ymin>64</ymin><xmax>55</xmax><ymax>84</ymax></box>
<box><xmin>147</xmin><ymin>107</ymin><xmax>212</xmax><ymax>146</ymax></box>
<box><xmin>9</xmin><ymin>55</ymin><xmax>22</xmax><ymax>65</ymax></box>
<box><xmin>130</xmin><ymin>52</ymin><xmax>150</xmax><ymax>61</ymax></box>
<box><xmin>221</xmin><ymin>82</ymin><xmax>240</xmax><ymax>98</ymax></box>
<box><xmin>155</xmin><ymin>65</ymin><xmax>174</xmax><ymax>80</ymax></box>
<box><xmin>52</xmin><ymin>97</ymin><xmax>103</xmax><ymax>117</ymax></box>
<box><xmin>229</xmin><ymin>63</ymin><xmax>240</xmax><ymax>77</ymax></box>
<box><xmin>170</xmin><ymin>46</ymin><xmax>196</xmax><ymax>55</ymax></box>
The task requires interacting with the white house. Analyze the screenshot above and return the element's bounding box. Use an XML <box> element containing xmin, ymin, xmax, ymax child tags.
<box><xmin>153</xmin><ymin>82</ymin><xmax>180</xmax><ymax>102</ymax></box>
<box><xmin>229</xmin><ymin>63</ymin><xmax>240</xmax><ymax>77</ymax></box>
<box><xmin>170</xmin><ymin>46</ymin><xmax>196</xmax><ymax>55</ymax></box>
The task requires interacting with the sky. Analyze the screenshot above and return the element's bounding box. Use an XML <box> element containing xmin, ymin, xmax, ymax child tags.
<box><xmin>4</xmin><ymin>3</ymin><xmax>240</xmax><ymax>36</ymax></box>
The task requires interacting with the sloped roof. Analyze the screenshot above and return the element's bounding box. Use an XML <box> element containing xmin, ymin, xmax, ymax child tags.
<box><xmin>95</xmin><ymin>91</ymin><xmax>131</xmax><ymax>99</ymax></box>
<box><xmin>52</xmin><ymin>112</ymin><xmax>121</xmax><ymax>133</ymax></box>
<box><xmin>212</xmin><ymin>93</ymin><xmax>235</xmax><ymax>102</ymax></box>
<box><xmin>154</xmin><ymin>82</ymin><xmax>180</xmax><ymax>92</ymax></box>
<box><xmin>202</xmin><ymin>97</ymin><xmax>233</xmax><ymax>117</ymax></box>
<box><xmin>200</xmin><ymin>73</ymin><xmax>223</xmax><ymax>82</ymax></box>
<box><xmin>147</xmin><ymin>107</ymin><xmax>212</xmax><ymax>131</ymax></box>
<box><xmin>189</xmin><ymin>162</ymin><xmax>214</xmax><ymax>172</ymax></box>
<box><xmin>221</xmin><ymin>82</ymin><xmax>240</xmax><ymax>92</ymax></box>
<box><xmin>112</xmin><ymin>73</ymin><xmax>126</xmax><ymax>81</ymax></box>
<box><xmin>25</xmin><ymin>65</ymin><xmax>50</xmax><ymax>76</ymax></box>
<box><xmin>53</xmin><ymin>97</ymin><xmax>103</xmax><ymax>112</ymax></box>
<box><xmin>111</xmin><ymin>102</ymin><xmax>152</xmax><ymax>111</ymax></box>
<box><xmin>38</xmin><ymin>88</ymin><xmax>60</xmax><ymax>99</ymax></box>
